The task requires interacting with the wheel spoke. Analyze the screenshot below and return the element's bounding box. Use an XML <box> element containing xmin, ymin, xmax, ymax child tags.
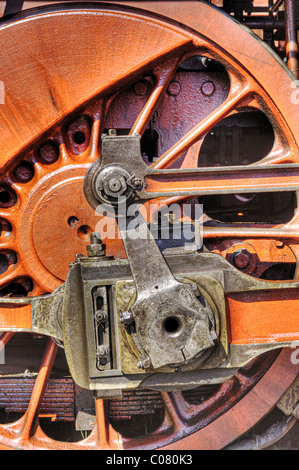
<box><xmin>19</xmin><ymin>339</ymin><xmax>58</xmax><ymax>440</ymax></box>
<box><xmin>160</xmin><ymin>392</ymin><xmax>185</xmax><ymax>432</ymax></box>
<box><xmin>129</xmin><ymin>58</ymin><xmax>180</xmax><ymax>137</ymax></box>
<box><xmin>88</xmin><ymin>117</ymin><xmax>101</xmax><ymax>161</ymax></box>
<box><xmin>151</xmin><ymin>83</ymin><xmax>252</xmax><ymax>169</ymax></box>
<box><xmin>87</xmin><ymin>98</ymin><xmax>110</xmax><ymax>161</ymax></box>
<box><xmin>0</xmin><ymin>239</ymin><xmax>16</xmax><ymax>252</ymax></box>
<box><xmin>93</xmin><ymin>398</ymin><xmax>122</xmax><ymax>449</ymax></box>
<box><xmin>257</xmin><ymin>145</ymin><xmax>298</xmax><ymax>165</ymax></box>
<box><xmin>0</xmin><ymin>261</ymin><xmax>26</xmax><ymax>285</ymax></box>
<box><xmin>94</xmin><ymin>399</ymin><xmax>109</xmax><ymax>448</ymax></box>
<box><xmin>0</xmin><ymin>332</ymin><xmax>14</xmax><ymax>350</ymax></box>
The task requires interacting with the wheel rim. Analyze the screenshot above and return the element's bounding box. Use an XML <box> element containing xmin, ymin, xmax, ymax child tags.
<box><xmin>0</xmin><ymin>2</ymin><xmax>298</xmax><ymax>449</ymax></box>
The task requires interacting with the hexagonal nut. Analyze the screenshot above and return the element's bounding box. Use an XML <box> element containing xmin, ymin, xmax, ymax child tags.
<box><xmin>232</xmin><ymin>249</ymin><xmax>251</xmax><ymax>269</ymax></box>
<box><xmin>86</xmin><ymin>244</ymin><xmax>106</xmax><ymax>257</ymax></box>
<box><xmin>130</xmin><ymin>177</ymin><xmax>143</xmax><ymax>190</ymax></box>
<box><xmin>119</xmin><ymin>309</ymin><xmax>134</xmax><ymax>325</ymax></box>
<box><xmin>136</xmin><ymin>355</ymin><xmax>152</xmax><ymax>369</ymax></box>
<box><xmin>95</xmin><ymin>309</ymin><xmax>108</xmax><ymax>323</ymax></box>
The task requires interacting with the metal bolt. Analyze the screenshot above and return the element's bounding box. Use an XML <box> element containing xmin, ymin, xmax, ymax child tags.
<box><xmin>130</xmin><ymin>177</ymin><xmax>143</xmax><ymax>190</ymax></box>
<box><xmin>98</xmin><ymin>345</ymin><xmax>109</xmax><ymax>357</ymax></box>
<box><xmin>119</xmin><ymin>309</ymin><xmax>134</xmax><ymax>325</ymax></box>
<box><xmin>97</xmin><ymin>345</ymin><xmax>110</xmax><ymax>366</ymax></box>
<box><xmin>201</xmin><ymin>81</ymin><xmax>215</xmax><ymax>97</ymax></box>
<box><xmin>86</xmin><ymin>244</ymin><xmax>106</xmax><ymax>257</ymax></box>
<box><xmin>102</xmin><ymin>173</ymin><xmax>127</xmax><ymax>198</ymax></box>
<box><xmin>232</xmin><ymin>249</ymin><xmax>251</xmax><ymax>269</ymax></box>
<box><xmin>90</xmin><ymin>232</ymin><xmax>101</xmax><ymax>244</ymax></box>
<box><xmin>108</xmin><ymin>176</ymin><xmax>123</xmax><ymax>193</ymax></box>
<box><xmin>133</xmin><ymin>81</ymin><xmax>148</xmax><ymax>96</ymax></box>
<box><xmin>136</xmin><ymin>355</ymin><xmax>151</xmax><ymax>369</ymax></box>
<box><xmin>167</xmin><ymin>81</ymin><xmax>181</xmax><ymax>96</ymax></box>
<box><xmin>38</xmin><ymin>142</ymin><xmax>59</xmax><ymax>164</ymax></box>
<box><xmin>95</xmin><ymin>309</ymin><xmax>108</xmax><ymax>323</ymax></box>
<box><xmin>86</xmin><ymin>233</ymin><xmax>106</xmax><ymax>257</ymax></box>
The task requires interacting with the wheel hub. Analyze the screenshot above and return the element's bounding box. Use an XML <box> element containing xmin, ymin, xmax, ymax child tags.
<box><xmin>19</xmin><ymin>166</ymin><xmax>98</xmax><ymax>288</ymax></box>
<box><xmin>93</xmin><ymin>164</ymin><xmax>134</xmax><ymax>206</ymax></box>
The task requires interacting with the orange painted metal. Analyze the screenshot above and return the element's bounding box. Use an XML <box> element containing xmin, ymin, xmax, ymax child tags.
<box><xmin>227</xmin><ymin>290</ymin><xmax>299</xmax><ymax>344</ymax></box>
<box><xmin>0</xmin><ymin>305</ymin><xmax>32</xmax><ymax>330</ymax></box>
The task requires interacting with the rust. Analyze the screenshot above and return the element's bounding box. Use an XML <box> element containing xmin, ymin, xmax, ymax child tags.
<box><xmin>37</xmin><ymin>142</ymin><xmax>60</xmax><ymax>165</ymax></box>
<box><xmin>65</xmin><ymin>115</ymin><xmax>91</xmax><ymax>155</ymax></box>
<box><xmin>109</xmin><ymin>390</ymin><xmax>164</xmax><ymax>421</ymax></box>
<box><xmin>201</xmin><ymin>81</ymin><xmax>215</xmax><ymax>97</ymax></box>
<box><xmin>13</xmin><ymin>162</ymin><xmax>35</xmax><ymax>184</ymax></box>
<box><xmin>167</xmin><ymin>81</ymin><xmax>181</xmax><ymax>96</ymax></box>
<box><xmin>133</xmin><ymin>81</ymin><xmax>148</xmax><ymax>96</ymax></box>
<box><xmin>231</xmin><ymin>249</ymin><xmax>251</xmax><ymax>269</ymax></box>
<box><xmin>0</xmin><ymin>378</ymin><xmax>75</xmax><ymax>421</ymax></box>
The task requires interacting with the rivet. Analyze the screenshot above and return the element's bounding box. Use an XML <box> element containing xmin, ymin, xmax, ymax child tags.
<box><xmin>133</xmin><ymin>81</ymin><xmax>148</xmax><ymax>96</ymax></box>
<box><xmin>201</xmin><ymin>81</ymin><xmax>215</xmax><ymax>97</ymax></box>
<box><xmin>13</xmin><ymin>162</ymin><xmax>34</xmax><ymax>183</ymax></box>
<box><xmin>167</xmin><ymin>81</ymin><xmax>181</xmax><ymax>96</ymax></box>
<box><xmin>136</xmin><ymin>355</ymin><xmax>151</xmax><ymax>369</ymax></box>
<box><xmin>232</xmin><ymin>249</ymin><xmax>251</xmax><ymax>269</ymax></box>
<box><xmin>38</xmin><ymin>142</ymin><xmax>59</xmax><ymax>165</ymax></box>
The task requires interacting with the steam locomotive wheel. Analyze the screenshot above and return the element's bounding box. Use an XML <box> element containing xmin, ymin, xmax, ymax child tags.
<box><xmin>0</xmin><ymin>2</ymin><xmax>298</xmax><ymax>450</ymax></box>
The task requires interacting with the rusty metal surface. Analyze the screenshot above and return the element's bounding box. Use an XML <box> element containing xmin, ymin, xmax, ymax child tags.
<box><xmin>109</xmin><ymin>390</ymin><xmax>164</xmax><ymax>420</ymax></box>
<box><xmin>0</xmin><ymin>377</ymin><xmax>75</xmax><ymax>421</ymax></box>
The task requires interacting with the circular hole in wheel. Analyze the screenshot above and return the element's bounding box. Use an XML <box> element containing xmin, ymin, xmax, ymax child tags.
<box><xmin>0</xmin><ymin>186</ymin><xmax>17</xmax><ymax>208</ymax></box>
<box><xmin>72</xmin><ymin>131</ymin><xmax>86</xmax><ymax>145</ymax></box>
<box><xmin>77</xmin><ymin>224</ymin><xmax>92</xmax><ymax>241</ymax></box>
<box><xmin>68</xmin><ymin>216</ymin><xmax>79</xmax><ymax>228</ymax></box>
